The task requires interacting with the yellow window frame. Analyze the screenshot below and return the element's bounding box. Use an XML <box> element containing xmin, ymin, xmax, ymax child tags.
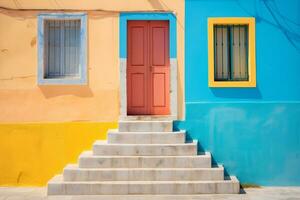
<box><xmin>208</xmin><ymin>17</ymin><xmax>256</xmax><ymax>87</ymax></box>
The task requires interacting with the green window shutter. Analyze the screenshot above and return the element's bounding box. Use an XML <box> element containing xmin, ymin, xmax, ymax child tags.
<box><xmin>231</xmin><ymin>25</ymin><xmax>248</xmax><ymax>81</ymax></box>
<box><xmin>214</xmin><ymin>25</ymin><xmax>229</xmax><ymax>81</ymax></box>
<box><xmin>214</xmin><ymin>24</ymin><xmax>249</xmax><ymax>81</ymax></box>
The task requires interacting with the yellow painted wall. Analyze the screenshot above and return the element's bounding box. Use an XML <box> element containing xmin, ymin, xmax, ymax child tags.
<box><xmin>0</xmin><ymin>1</ymin><xmax>184</xmax><ymax>186</ymax></box>
<box><xmin>0</xmin><ymin>122</ymin><xmax>117</xmax><ymax>186</ymax></box>
<box><xmin>0</xmin><ymin>0</ymin><xmax>185</xmax><ymax>122</ymax></box>
<box><xmin>0</xmin><ymin>9</ymin><xmax>120</xmax><ymax>122</ymax></box>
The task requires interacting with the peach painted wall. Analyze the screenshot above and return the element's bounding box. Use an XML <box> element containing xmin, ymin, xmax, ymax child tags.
<box><xmin>0</xmin><ymin>0</ymin><xmax>185</xmax><ymax>122</ymax></box>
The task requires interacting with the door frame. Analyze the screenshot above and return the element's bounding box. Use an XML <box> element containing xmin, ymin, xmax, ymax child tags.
<box><xmin>119</xmin><ymin>12</ymin><xmax>178</xmax><ymax>120</ymax></box>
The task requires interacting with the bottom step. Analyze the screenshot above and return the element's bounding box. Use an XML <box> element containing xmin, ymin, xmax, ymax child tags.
<box><xmin>48</xmin><ymin>175</ymin><xmax>239</xmax><ymax>195</ymax></box>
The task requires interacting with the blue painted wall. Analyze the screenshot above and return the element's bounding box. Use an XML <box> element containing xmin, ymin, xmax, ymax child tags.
<box><xmin>176</xmin><ymin>0</ymin><xmax>300</xmax><ymax>185</ymax></box>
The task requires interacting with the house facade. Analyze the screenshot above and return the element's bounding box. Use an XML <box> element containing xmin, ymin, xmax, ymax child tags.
<box><xmin>176</xmin><ymin>0</ymin><xmax>300</xmax><ymax>186</ymax></box>
<box><xmin>0</xmin><ymin>0</ymin><xmax>299</xmax><ymax>188</ymax></box>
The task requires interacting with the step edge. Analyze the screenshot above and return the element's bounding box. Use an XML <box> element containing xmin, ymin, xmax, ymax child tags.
<box><xmin>64</xmin><ymin>166</ymin><xmax>224</xmax><ymax>171</ymax></box>
<box><xmin>93</xmin><ymin>140</ymin><xmax>197</xmax><ymax>146</ymax></box>
<box><xmin>107</xmin><ymin>130</ymin><xmax>186</xmax><ymax>134</ymax></box>
<box><xmin>79</xmin><ymin>153</ymin><xmax>211</xmax><ymax>159</ymax></box>
<box><xmin>49</xmin><ymin>179</ymin><xmax>238</xmax><ymax>184</ymax></box>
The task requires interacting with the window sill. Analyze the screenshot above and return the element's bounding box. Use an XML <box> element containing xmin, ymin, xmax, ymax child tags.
<box><xmin>209</xmin><ymin>80</ymin><xmax>256</xmax><ymax>88</ymax></box>
<box><xmin>37</xmin><ymin>77</ymin><xmax>87</xmax><ymax>85</ymax></box>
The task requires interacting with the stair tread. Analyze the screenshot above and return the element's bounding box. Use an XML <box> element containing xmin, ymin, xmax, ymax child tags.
<box><xmin>108</xmin><ymin>129</ymin><xmax>186</xmax><ymax>134</ymax></box>
<box><xmin>65</xmin><ymin>164</ymin><xmax>223</xmax><ymax>170</ymax></box>
<box><xmin>50</xmin><ymin>175</ymin><xmax>238</xmax><ymax>184</ymax></box>
<box><xmin>93</xmin><ymin>140</ymin><xmax>197</xmax><ymax>146</ymax></box>
<box><xmin>80</xmin><ymin>151</ymin><xmax>210</xmax><ymax>157</ymax></box>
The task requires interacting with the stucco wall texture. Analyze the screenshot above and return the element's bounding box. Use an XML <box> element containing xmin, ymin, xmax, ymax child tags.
<box><xmin>0</xmin><ymin>0</ymin><xmax>185</xmax><ymax>122</ymax></box>
<box><xmin>0</xmin><ymin>122</ymin><xmax>117</xmax><ymax>186</ymax></box>
<box><xmin>177</xmin><ymin>0</ymin><xmax>300</xmax><ymax>186</ymax></box>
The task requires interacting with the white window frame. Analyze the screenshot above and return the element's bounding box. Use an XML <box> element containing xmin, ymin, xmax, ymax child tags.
<box><xmin>37</xmin><ymin>13</ymin><xmax>87</xmax><ymax>85</ymax></box>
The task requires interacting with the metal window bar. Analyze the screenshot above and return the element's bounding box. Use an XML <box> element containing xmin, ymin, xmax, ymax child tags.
<box><xmin>44</xmin><ymin>19</ymin><xmax>81</xmax><ymax>79</ymax></box>
<box><xmin>245</xmin><ymin>25</ymin><xmax>249</xmax><ymax>80</ymax></box>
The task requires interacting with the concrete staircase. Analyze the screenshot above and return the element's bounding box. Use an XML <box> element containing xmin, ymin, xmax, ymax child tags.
<box><xmin>48</xmin><ymin>120</ymin><xmax>240</xmax><ymax>195</ymax></box>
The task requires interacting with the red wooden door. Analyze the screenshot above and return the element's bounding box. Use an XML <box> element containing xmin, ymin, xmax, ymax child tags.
<box><xmin>127</xmin><ymin>20</ymin><xmax>170</xmax><ymax>115</ymax></box>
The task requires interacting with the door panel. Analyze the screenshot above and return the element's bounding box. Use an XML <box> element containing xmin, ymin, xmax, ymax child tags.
<box><xmin>130</xmin><ymin>27</ymin><xmax>145</xmax><ymax>66</ymax></box>
<box><xmin>127</xmin><ymin>20</ymin><xmax>170</xmax><ymax>115</ymax></box>
<box><xmin>152</xmin><ymin>73</ymin><xmax>166</xmax><ymax>107</ymax></box>
<box><xmin>127</xmin><ymin>21</ymin><xmax>149</xmax><ymax>114</ymax></box>
<box><xmin>151</xmin><ymin>27</ymin><xmax>166</xmax><ymax>66</ymax></box>
<box><xmin>131</xmin><ymin>73</ymin><xmax>145</xmax><ymax>107</ymax></box>
<box><xmin>149</xmin><ymin>21</ymin><xmax>170</xmax><ymax>114</ymax></box>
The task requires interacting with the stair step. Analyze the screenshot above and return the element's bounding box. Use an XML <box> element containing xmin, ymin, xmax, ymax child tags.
<box><xmin>93</xmin><ymin>140</ymin><xmax>197</xmax><ymax>156</ymax></box>
<box><xmin>118</xmin><ymin>121</ymin><xmax>173</xmax><ymax>132</ymax></box>
<box><xmin>79</xmin><ymin>151</ymin><xmax>211</xmax><ymax>168</ymax></box>
<box><xmin>48</xmin><ymin>175</ymin><xmax>239</xmax><ymax>195</ymax></box>
<box><xmin>63</xmin><ymin>164</ymin><xmax>224</xmax><ymax>181</ymax></box>
<box><xmin>107</xmin><ymin>129</ymin><xmax>186</xmax><ymax>144</ymax></box>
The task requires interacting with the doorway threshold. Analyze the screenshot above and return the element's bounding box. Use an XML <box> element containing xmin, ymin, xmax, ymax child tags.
<box><xmin>119</xmin><ymin>115</ymin><xmax>176</xmax><ymax>121</ymax></box>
